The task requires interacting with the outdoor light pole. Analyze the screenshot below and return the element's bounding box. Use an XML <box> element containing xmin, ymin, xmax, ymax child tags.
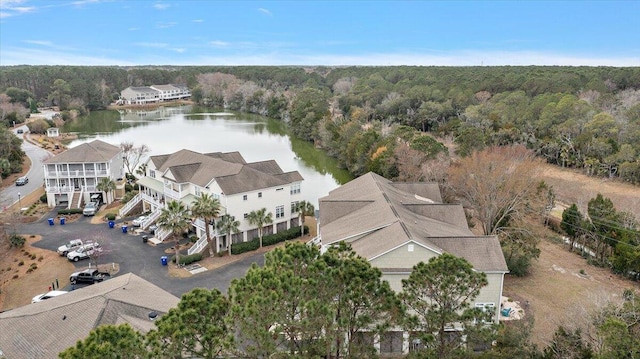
<box><xmin>18</xmin><ymin>192</ymin><xmax>21</xmax><ymax>209</ymax></box>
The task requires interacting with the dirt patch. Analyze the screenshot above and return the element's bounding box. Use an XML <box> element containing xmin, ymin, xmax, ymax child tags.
<box><xmin>504</xmin><ymin>238</ymin><xmax>640</xmax><ymax>347</ymax></box>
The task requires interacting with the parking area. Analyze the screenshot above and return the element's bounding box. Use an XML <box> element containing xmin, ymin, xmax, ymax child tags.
<box><xmin>16</xmin><ymin>210</ymin><xmax>265</xmax><ymax>298</ymax></box>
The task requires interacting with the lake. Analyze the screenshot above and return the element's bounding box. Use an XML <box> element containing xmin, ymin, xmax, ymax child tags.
<box><xmin>63</xmin><ymin>105</ymin><xmax>353</xmax><ymax>207</ymax></box>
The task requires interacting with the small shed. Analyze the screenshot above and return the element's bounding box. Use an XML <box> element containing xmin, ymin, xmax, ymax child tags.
<box><xmin>46</xmin><ymin>127</ymin><xmax>60</xmax><ymax>137</ymax></box>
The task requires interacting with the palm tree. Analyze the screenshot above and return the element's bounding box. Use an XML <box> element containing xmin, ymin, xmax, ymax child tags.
<box><xmin>294</xmin><ymin>200</ymin><xmax>315</xmax><ymax>238</ymax></box>
<box><xmin>96</xmin><ymin>177</ymin><xmax>116</xmax><ymax>204</ymax></box>
<box><xmin>216</xmin><ymin>215</ymin><xmax>240</xmax><ymax>256</ymax></box>
<box><xmin>191</xmin><ymin>193</ymin><xmax>222</xmax><ymax>257</ymax></box>
<box><xmin>157</xmin><ymin>200</ymin><xmax>191</xmax><ymax>265</ymax></box>
<box><xmin>247</xmin><ymin>208</ymin><xmax>273</xmax><ymax>248</ymax></box>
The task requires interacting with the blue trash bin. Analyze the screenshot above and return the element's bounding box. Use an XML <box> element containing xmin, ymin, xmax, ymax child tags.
<box><xmin>60</xmin><ymin>217</ymin><xmax>65</xmax><ymax>225</ymax></box>
<box><xmin>122</xmin><ymin>225</ymin><xmax>128</xmax><ymax>234</ymax></box>
<box><xmin>108</xmin><ymin>221</ymin><xmax>115</xmax><ymax>228</ymax></box>
<box><xmin>161</xmin><ymin>256</ymin><xmax>168</xmax><ymax>266</ymax></box>
<box><xmin>48</xmin><ymin>218</ymin><xmax>54</xmax><ymax>226</ymax></box>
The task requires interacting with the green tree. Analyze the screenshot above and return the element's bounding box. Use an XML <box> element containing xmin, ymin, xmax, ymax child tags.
<box><xmin>157</xmin><ymin>200</ymin><xmax>191</xmax><ymax>265</ymax></box>
<box><xmin>401</xmin><ymin>253</ymin><xmax>489</xmax><ymax>359</ymax></box>
<box><xmin>587</xmin><ymin>193</ymin><xmax>620</xmax><ymax>262</ymax></box>
<box><xmin>191</xmin><ymin>193</ymin><xmax>222</xmax><ymax>257</ymax></box>
<box><xmin>216</xmin><ymin>214</ymin><xmax>240</xmax><ymax>256</ymax></box>
<box><xmin>542</xmin><ymin>326</ymin><xmax>593</xmax><ymax>359</ymax></box>
<box><xmin>247</xmin><ymin>208</ymin><xmax>273</xmax><ymax>248</ymax></box>
<box><xmin>147</xmin><ymin>288</ymin><xmax>234</xmax><ymax>359</ymax></box>
<box><xmin>290</xmin><ymin>87</ymin><xmax>329</xmax><ymax>142</ymax></box>
<box><xmin>561</xmin><ymin>204</ymin><xmax>584</xmax><ymax>252</ymax></box>
<box><xmin>58</xmin><ymin>324</ymin><xmax>146</xmax><ymax>359</ymax></box>
<box><xmin>49</xmin><ymin>78</ymin><xmax>72</xmax><ymax>110</ymax></box>
<box><xmin>293</xmin><ymin>200</ymin><xmax>314</xmax><ymax>238</ymax></box>
<box><xmin>96</xmin><ymin>177</ymin><xmax>116</xmax><ymax>204</ymax></box>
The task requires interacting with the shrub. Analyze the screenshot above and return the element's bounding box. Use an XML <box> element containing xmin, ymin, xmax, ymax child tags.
<box><xmin>58</xmin><ymin>208</ymin><xmax>82</xmax><ymax>215</ymax></box>
<box><xmin>9</xmin><ymin>234</ymin><xmax>25</xmax><ymax>247</ymax></box>
<box><xmin>230</xmin><ymin>226</ymin><xmax>308</xmax><ymax>255</ymax></box>
<box><xmin>121</xmin><ymin>190</ymin><xmax>139</xmax><ymax>204</ymax></box>
<box><xmin>105</xmin><ymin>213</ymin><xmax>117</xmax><ymax>221</ymax></box>
<box><xmin>170</xmin><ymin>253</ymin><xmax>203</xmax><ymax>265</ymax></box>
<box><xmin>29</xmin><ymin>263</ymin><xmax>37</xmax><ymax>269</ymax></box>
<box><xmin>38</xmin><ymin>256</ymin><xmax>44</xmax><ymax>261</ymax></box>
<box><xmin>124</xmin><ymin>183</ymin><xmax>135</xmax><ymax>192</ymax></box>
<box><xmin>231</xmin><ymin>239</ymin><xmax>260</xmax><ymax>255</ymax></box>
<box><xmin>30</xmin><ymin>254</ymin><xmax>36</xmax><ymax>260</ymax></box>
<box><xmin>40</xmin><ymin>193</ymin><xmax>48</xmax><ymax>203</ymax></box>
<box><xmin>18</xmin><ymin>260</ymin><xmax>24</xmax><ymax>266</ymax></box>
<box><xmin>12</xmin><ymin>274</ymin><xmax>18</xmax><ymax>279</ymax></box>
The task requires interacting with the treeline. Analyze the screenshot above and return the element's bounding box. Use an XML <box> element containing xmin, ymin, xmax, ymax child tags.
<box><xmin>1</xmin><ymin>65</ymin><xmax>639</xmax><ymax>182</ymax></box>
<box><xmin>59</xmin><ymin>242</ymin><xmax>640</xmax><ymax>359</ymax></box>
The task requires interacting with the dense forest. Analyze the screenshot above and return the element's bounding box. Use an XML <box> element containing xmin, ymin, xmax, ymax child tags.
<box><xmin>1</xmin><ymin>65</ymin><xmax>639</xmax><ymax>184</ymax></box>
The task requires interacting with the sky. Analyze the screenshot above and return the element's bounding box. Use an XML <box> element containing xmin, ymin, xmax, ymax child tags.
<box><xmin>0</xmin><ymin>0</ymin><xmax>639</xmax><ymax>67</ymax></box>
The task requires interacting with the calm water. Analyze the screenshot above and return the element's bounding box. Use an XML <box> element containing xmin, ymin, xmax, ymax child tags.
<box><xmin>63</xmin><ymin>105</ymin><xmax>353</xmax><ymax>208</ymax></box>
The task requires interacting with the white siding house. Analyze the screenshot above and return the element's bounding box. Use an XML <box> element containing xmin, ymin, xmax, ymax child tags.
<box><xmin>122</xmin><ymin>149</ymin><xmax>304</xmax><ymax>253</ymax></box>
<box><xmin>42</xmin><ymin>140</ymin><xmax>125</xmax><ymax>208</ymax></box>
<box><xmin>119</xmin><ymin>84</ymin><xmax>190</xmax><ymax>105</ymax></box>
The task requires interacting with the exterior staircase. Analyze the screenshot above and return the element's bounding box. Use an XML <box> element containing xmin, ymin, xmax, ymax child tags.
<box><xmin>118</xmin><ymin>193</ymin><xmax>142</xmax><ymax>217</ymax></box>
<box><xmin>140</xmin><ymin>208</ymin><xmax>161</xmax><ymax>230</ymax></box>
<box><xmin>70</xmin><ymin>190</ymin><xmax>82</xmax><ymax>209</ymax></box>
<box><xmin>154</xmin><ymin>227</ymin><xmax>172</xmax><ymax>242</ymax></box>
<box><xmin>188</xmin><ymin>233</ymin><xmax>209</xmax><ymax>255</ymax></box>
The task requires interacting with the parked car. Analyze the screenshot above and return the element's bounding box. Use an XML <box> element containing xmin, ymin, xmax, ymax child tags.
<box><xmin>31</xmin><ymin>290</ymin><xmax>68</xmax><ymax>303</ymax></box>
<box><xmin>67</xmin><ymin>242</ymin><xmax>102</xmax><ymax>262</ymax></box>
<box><xmin>83</xmin><ymin>202</ymin><xmax>98</xmax><ymax>216</ymax></box>
<box><xmin>69</xmin><ymin>268</ymin><xmax>111</xmax><ymax>284</ymax></box>
<box><xmin>131</xmin><ymin>215</ymin><xmax>147</xmax><ymax>227</ymax></box>
<box><xmin>15</xmin><ymin>176</ymin><xmax>28</xmax><ymax>186</ymax></box>
<box><xmin>57</xmin><ymin>239</ymin><xmax>83</xmax><ymax>256</ymax></box>
<box><xmin>16</xmin><ymin>129</ymin><xmax>24</xmax><ymax>134</ymax></box>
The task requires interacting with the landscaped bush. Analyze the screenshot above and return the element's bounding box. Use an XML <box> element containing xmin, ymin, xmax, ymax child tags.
<box><xmin>170</xmin><ymin>253</ymin><xmax>203</xmax><ymax>265</ymax></box>
<box><xmin>231</xmin><ymin>226</ymin><xmax>309</xmax><ymax>255</ymax></box>
<box><xmin>105</xmin><ymin>213</ymin><xmax>116</xmax><ymax>221</ymax></box>
<box><xmin>9</xmin><ymin>234</ymin><xmax>25</xmax><ymax>247</ymax></box>
<box><xmin>58</xmin><ymin>208</ymin><xmax>82</xmax><ymax>215</ymax></box>
<box><xmin>121</xmin><ymin>190</ymin><xmax>139</xmax><ymax>204</ymax></box>
<box><xmin>124</xmin><ymin>183</ymin><xmax>135</xmax><ymax>192</ymax></box>
<box><xmin>40</xmin><ymin>193</ymin><xmax>47</xmax><ymax>203</ymax></box>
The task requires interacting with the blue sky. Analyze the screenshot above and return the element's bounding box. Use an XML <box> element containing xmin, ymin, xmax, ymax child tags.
<box><xmin>1</xmin><ymin>0</ymin><xmax>639</xmax><ymax>66</ymax></box>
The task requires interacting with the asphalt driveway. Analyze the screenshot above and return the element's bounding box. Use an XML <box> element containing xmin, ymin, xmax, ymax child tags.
<box><xmin>17</xmin><ymin>211</ymin><xmax>265</xmax><ymax>297</ymax></box>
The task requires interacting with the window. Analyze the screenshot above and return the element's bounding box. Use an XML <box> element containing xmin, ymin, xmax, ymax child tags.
<box><xmin>195</xmin><ymin>187</ymin><xmax>201</xmax><ymax>196</ymax></box>
<box><xmin>149</xmin><ymin>170</ymin><xmax>155</xmax><ymax>178</ymax></box>
<box><xmin>258</xmin><ymin>192</ymin><xmax>262</xmax><ymax>198</ymax></box>
<box><xmin>275</xmin><ymin>205</ymin><xmax>285</xmax><ymax>219</ymax></box>
<box><xmin>290</xmin><ymin>182</ymin><xmax>301</xmax><ymax>194</ymax></box>
<box><xmin>475</xmin><ymin>303</ymin><xmax>496</xmax><ymax>323</ymax></box>
<box><xmin>244</xmin><ymin>213</ymin><xmax>248</xmax><ymax>219</ymax></box>
<box><xmin>291</xmin><ymin>201</ymin><xmax>299</xmax><ymax>213</ymax></box>
<box><xmin>243</xmin><ymin>194</ymin><xmax>248</xmax><ymax>201</ymax></box>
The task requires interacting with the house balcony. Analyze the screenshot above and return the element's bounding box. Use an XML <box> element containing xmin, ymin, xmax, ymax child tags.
<box><xmin>45</xmin><ymin>170</ymin><xmax>109</xmax><ymax>178</ymax></box>
<box><xmin>163</xmin><ymin>187</ymin><xmax>181</xmax><ymax>200</ymax></box>
<box><xmin>46</xmin><ymin>186</ymin><xmax>75</xmax><ymax>194</ymax></box>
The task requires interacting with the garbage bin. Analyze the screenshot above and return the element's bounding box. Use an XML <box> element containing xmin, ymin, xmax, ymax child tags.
<box><xmin>122</xmin><ymin>225</ymin><xmax>128</xmax><ymax>234</ymax></box>
<box><xmin>48</xmin><ymin>218</ymin><xmax>54</xmax><ymax>226</ymax></box>
<box><xmin>60</xmin><ymin>217</ymin><xmax>66</xmax><ymax>225</ymax></box>
<box><xmin>108</xmin><ymin>221</ymin><xmax>115</xmax><ymax>228</ymax></box>
<box><xmin>142</xmin><ymin>235</ymin><xmax>148</xmax><ymax>244</ymax></box>
<box><xmin>161</xmin><ymin>256</ymin><xmax>168</xmax><ymax>266</ymax></box>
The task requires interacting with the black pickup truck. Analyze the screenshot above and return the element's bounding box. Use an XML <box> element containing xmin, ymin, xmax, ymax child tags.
<box><xmin>69</xmin><ymin>269</ymin><xmax>111</xmax><ymax>284</ymax></box>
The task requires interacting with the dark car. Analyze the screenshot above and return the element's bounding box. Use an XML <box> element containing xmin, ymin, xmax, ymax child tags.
<box><xmin>15</xmin><ymin>176</ymin><xmax>28</xmax><ymax>186</ymax></box>
<box><xmin>17</xmin><ymin>129</ymin><xmax>24</xmax><ymax>134</ymax></box>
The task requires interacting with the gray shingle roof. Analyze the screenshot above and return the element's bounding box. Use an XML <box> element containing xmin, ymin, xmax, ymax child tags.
<box><xmin>319</xmin><ymin>172</ymin><xmax>508</xmax><ymax>272</ymax></box>
<box><xmin>43</xmin><ymin>139</ymin><xmax>121</xmax><ymax>164</ymax></box>
<box><xmin>149</xmin><ymin>149</ymin><xmax>303</xmax><ymax>194</ymax></box>
<box><xmin>0</xmin><ymin>273</ymin><xmax>179</xmax><ymax>359</ymax></box>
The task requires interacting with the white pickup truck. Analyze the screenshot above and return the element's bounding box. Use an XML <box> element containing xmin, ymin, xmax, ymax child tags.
<box><xmin>57</xmin><ymin>239</ymin><xmax>83</xmax><ymax>256</ymax></box>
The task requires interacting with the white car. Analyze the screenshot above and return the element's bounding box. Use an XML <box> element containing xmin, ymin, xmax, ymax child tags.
<box><xmin>131</xmin><ymin>215</ymin><xmax>147</xmax><ymax>227</ymax></box>
<box><xmin>67</xmin><ymin>242</ymin><xmax>102</xmax><ymax>262</ymax></box>
<box><xmin>32</xmin><ymin>290</ymin><xmax>68</xmax><ymax>303</ymax></box>
<box><xmin>83</xmin><ymin>202</ymin><xmax>99</xmax><ymax>216</ymax></box>
<box><xmin>57</xmin><ymin>239</ymin><xmax>83</xmax><ymax>256</ymax></box>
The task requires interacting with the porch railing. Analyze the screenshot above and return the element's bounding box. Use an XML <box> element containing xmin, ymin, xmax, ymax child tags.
<box><xmin>188</xmin><ymin>233</ymin><xmax>209</xmax><ymax>255</ymax></box>
<box><xmin>140</xmin><ymin>209</ymin><xmax>161</xmax><ymax>229</ymax></box>
<box><xmin>154</xmin><ymin>227</ymin><xmax>172</xmax><ymax>242</ymax></box>
<box><xmin>118</xmin><ymin>193</ymin><xmax>141</xmax><ymax>217</ymax></box>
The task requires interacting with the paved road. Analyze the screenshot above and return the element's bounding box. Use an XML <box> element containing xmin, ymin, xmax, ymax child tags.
<box><xmin>17</xmin><ymin>214</ymin><xmax>265</xmax><ymax>297</ymax></box>
<box><xmin>1</xmin><ymin>125</ymin><xmax>49</xmax><ymax>209</ymax></box>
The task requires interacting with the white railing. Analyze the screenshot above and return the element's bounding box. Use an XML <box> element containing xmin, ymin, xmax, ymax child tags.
<box><xmin>118</xmin><ymin>193</ymin><xmax>141</xmax><ymax>217</ymax></box>
<box><xmin>154</xmin><ymin>227</ymin><xmax>172</xmax><ymax>242</ymax></box>
<box><xmin>141</xmin><ymin>192</ymin><xmax>162</xmax><ymax>207</ymax></box>
<box><xmin>188</xmin><ymin>233</ymin><xmax>209</xmax><ymax>255</ymax></box>
<box><xmin>44</xmin><ymin>170</ymin><xmax>109</xmax><ymax>178</ymax></box>
<box><xmin>46</xmin><ymin>186</ymin><xmax>75</xmax><ymax>194</ymax></box>
<box><xmin>83</xmin><ymin>185</ymin><xmax>97</xmax><ymax>192</ymax></box>
<box><xmin>75</xmin><ymin>188</ymin><xmax>84</xmax><ymax>208</ymax></box>
<box><xmin>307</xmin><ymin>236</ymin><xmax>321</xmax><ymax>246</ymax></box>
<box><xmin>164</xmin><ymin>187</ymin><xmax>180</xmax><ymax>200</ymax></box>
<box><xmin>140</xmin><ymin>209</ymin><xmax>161</xmax><ymax>229</ymax></box>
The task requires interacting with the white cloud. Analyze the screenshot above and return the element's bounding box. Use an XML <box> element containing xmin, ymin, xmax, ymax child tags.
<box><xmin>0</xmin><ymin>47</ymin><xmax>135</xmax><ymax>66</ymax></box>
<box><xmin>171</xmin><ymin>48</ymin><xmax>185</xmax><ymax>53</ymax></box>
<box><xmin>209</xmin><ymin>40</ymin><xmax>229</xmax><ymax>47</ymax></box>
<box><xmin>257</xmin><ymin>7</ymin><xmax>271</xmax><ymax>16</ymax></box>
<box><xmin>128</xmin><ymin>27</ymin><xmax>139</xmax><ymax>31</ymax></box>
<box><xmin>156</xmin><ymin>21</ymin><xmax>177</xmax><ymax>28</ymax></box>
<box><xmin>153</xmin><ymin>2</ymin><xmax>169</xmax><ymax>10</ymax></box>
<box><xmin>24</xmin><ymin>40</ymin><xmax>54</xmax><ymax>46</ymax></box>
<box><xmin>192</xmin><ymin>19</ymin><xmax>203</xmax><ymax>23</ymax></box>
<box><xmin>134</xmin><ymin>42</ymin><xmax>168</xmax><ymax>48</ymax></box>
<box><xmin>0</xmin><ymin>0</ymin><xmax>35</xmax><ymax>17</ymax></box>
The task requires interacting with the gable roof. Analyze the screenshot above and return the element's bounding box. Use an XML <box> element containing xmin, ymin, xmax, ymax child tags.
<box><xmin>319</xmin><ymin>172</ymin><xmax>508</xmax><ymax>272</ymax></box>
<box><xmin>127</xmin><ymin>86</ymin><xmax>159</xmax><ymax>93</ymax></box>
<box><xmin>43</xmin><ymin>139</ymin><xmax>121</xmax><ymax>164</ymax></box>
<box><xmin>0</xmin><ymin>273</ymin><xmax>179</xmax><ymax>359</ymax></box>
<box><xmin>148</xmin><ymin>149</ymin><xmax>303</xmax><ymax>195</ymax></box>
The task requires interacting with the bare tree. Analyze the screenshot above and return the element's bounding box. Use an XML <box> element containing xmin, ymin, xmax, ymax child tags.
<box><xmin>448</xmin><ymin>145</ymin><xmax>546</xmax><ymax>235</ymax></box>
<box><xmin>120</xmin><ymin>142</ymin><xmax>150</xmax><ymax>176</ymax></box>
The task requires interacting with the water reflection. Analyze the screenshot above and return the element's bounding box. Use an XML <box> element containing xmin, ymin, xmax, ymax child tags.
<box><xmin>64</xmin><ymin>106</ymin><xmax>352</xmax><ymax>206</ymax></box>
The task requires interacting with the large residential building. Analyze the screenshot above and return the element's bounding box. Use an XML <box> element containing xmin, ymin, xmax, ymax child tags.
<box><xmin>0</xmin><ymin>273</ymin><xmax>180</xmax><ymax>359</ymax></box>
<box><xmin>43</xmin><ymin>140</ymin><xmax>125</xmax><ymax>208</ymax></box>
<box><xmin>119</xmin><ymin>84</ymin><xmax>190</xmax><ymax>105</ymax></box>
<box><xmin>121</xmin><ymin>149</ymin><xmax>304</xmax><ymax>254</ymax></box>
<box><xmin>315</xmin><ymin>172</ymin><xmax>509</xmax><ymax>355</ymax></box>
